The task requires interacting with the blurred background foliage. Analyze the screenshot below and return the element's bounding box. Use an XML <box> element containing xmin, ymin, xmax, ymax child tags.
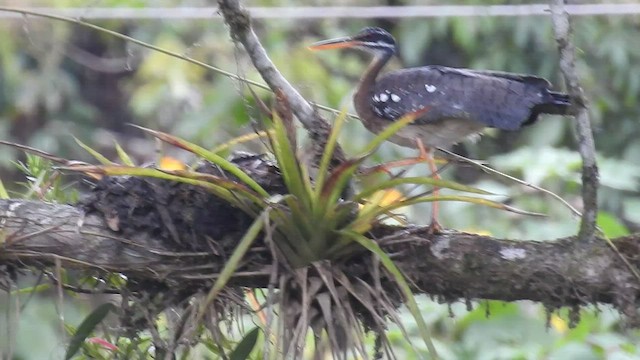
<box><xmin>1</xmin><ymin>0</ymin><xmax>640</xmax><ymax>359</ymax></box>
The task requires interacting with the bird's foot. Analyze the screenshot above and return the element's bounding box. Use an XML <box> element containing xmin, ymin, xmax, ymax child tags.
<box><xmin>426</xmin><ymin>220</ymin><xmax>444</xmax><ymax>235</ymax></box>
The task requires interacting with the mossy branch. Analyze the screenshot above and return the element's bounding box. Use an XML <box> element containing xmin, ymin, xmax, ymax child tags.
<box><xmin>1</xmin><ymin>193</ymin><xmax>638</xmax><ymax>319</ymax></box>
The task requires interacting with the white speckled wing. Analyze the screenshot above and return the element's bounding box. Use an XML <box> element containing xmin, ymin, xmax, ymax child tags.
<box><xmin>370</xmin><ymin>65</ymin><xmax>554</xmax><ymax>131</ymax></box>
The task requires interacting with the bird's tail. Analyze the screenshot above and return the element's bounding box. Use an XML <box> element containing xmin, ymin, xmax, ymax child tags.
<box><xmin>537</xmin><ymin>91</ymin><xmax>572</xmax><ymax>115</ymax></box>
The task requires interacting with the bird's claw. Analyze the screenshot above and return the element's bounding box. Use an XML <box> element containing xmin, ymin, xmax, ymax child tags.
<box><xmin>426</xmin><ymin>221</ymin><xmax>444</xmax><ymax>235</ymax></box>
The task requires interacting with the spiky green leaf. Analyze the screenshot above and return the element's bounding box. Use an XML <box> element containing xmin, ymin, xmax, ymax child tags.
<box><xmin>195</xmin><ymin>211</ymin><xmax>266</xmax><ymax>325</ymax></box>
<box><xmin>74</xmin><ymin>137</ymin><xmax>112</xmax><ymax>165</ymax></box>
<box><xmin>314</xmin><ymin>107</ymin><xmax>349</xmax><ymax>195</ymax></box>
<box><xmin>355</xmin><ymin>176</ymin><xmax>492</xmax><ymax>202</ymax></box>
<box><xmin>114</xmin><ymin>141</ymin><xmax>135</xmax><ymax>166</ymax></box>
<box><xmin>230</xmin><ymin>327</ymin><xmax>261</xmax><ymax>360</ymax></box>
<box><xmin>269</xmin><ymin>114</ymin><xmax>311</xmax><ymax>209</ymax></box>
<box><xmin>131</xmin><ymin>125</ymin><xmax>269</xmax><ymax>198</ymax></box>
<box><xmin>360</xmin><ymin>110</ymin><xmax>425</xmax><ymax>155</ymax></box>
<box><xmin>340</xmin><ymin>231</ymin><xmax>439</xmax><ymax>359</ymax></box>
<box><xmin>65</xmin><ymin>303</ymin><xmax>116</xmax><ymax>360</ymax></box>
<box><xmin>58</xmin><ymin>164</ymin><xmax>261</xmax><ymax>212</ymax></box>
<box><xmin>0</xmin><ymin>179</ymin><xmax>8</xmax><ymax>199</ymax></box>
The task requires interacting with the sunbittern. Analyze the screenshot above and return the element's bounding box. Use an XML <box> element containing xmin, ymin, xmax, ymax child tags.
<box><xmin>309</xmin><ymin>27</ymin><xmax>571</xmax><ymax>232</ymax></box>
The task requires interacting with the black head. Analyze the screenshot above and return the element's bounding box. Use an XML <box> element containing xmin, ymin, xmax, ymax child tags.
<box><xmin>309</xmin><ymin>27</ymin><xmax>396</xmax><ymax>56</ymax></box>
<box><xmin>350</xmin><ymin>27</ymin><xmax>396</xmax><ymax>53</ymax></box>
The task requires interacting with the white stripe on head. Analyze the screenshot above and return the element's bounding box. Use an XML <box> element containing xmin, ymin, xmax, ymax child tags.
<box><xmin>361</xmin><ymin>41</ymin><xmax>395</xmax><ymax>49</ymax></box>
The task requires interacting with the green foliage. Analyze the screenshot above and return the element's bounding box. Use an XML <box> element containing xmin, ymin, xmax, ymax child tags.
<box><xmin>0</xmin><ymin>179</ymin><xmax>8</xmax><ymax>199</ymax></box>
<box><xmin>65</xmin><ymin>303</ymin><xmax>116</xmax><ymax>360</ymax></box>
<box><xmin>264</xmin><ymin>109</ymin><xmax>507</xmax><ymax>268</ymax></box>
<box><xmin>15</xmin><ymin>154</ymin><xmax>79</xmax><ymax>203</ymax></box>
<box><xmin>74</xmin><ymin>137</ymin><xmax>113</xmax><ymax>165</ymax></box>
<box><xmin>114</xmin><ymin>141</ymin><xmax>135</xmax><ymax>166</ymax></box>
<box><xmin>229</xmin><ymin>327</ymin><xmax>261</xmax><ymax>360</ymax></box>
<box><xmin>491</xmin><ymin>146</ymin><xmax>640</xmax><ymax>192</ymax></box>
<box><xmin>132</xmin><ymin>126</ymin><xmax>270</xmax><ymax>198</ymax></box>
<box><xmin>47</xmin><ymin>105</ymin><xmax>513</xmax><ymax>358</ymax></box>
<box><xmin>196</xmin><ymin>212</ymin><xmax>266</xmax><ymax>324</ymax></box>
<box><xmin>10</xmin><ymin>283</ymin><xmax>51</xmax><ymax>295</ymax></box>
<box><xmin>343</xmin><ymin>230</ymin><xmax>438</xmax><ymax>357</ymax></box>
<box><xmin>597</xmin><ymin>212</ymin><xmax>630</xmax><ymax>238</ymax></box>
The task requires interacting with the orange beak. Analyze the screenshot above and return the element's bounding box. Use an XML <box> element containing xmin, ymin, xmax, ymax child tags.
<box><xmin>308</xmin><ymin>36</ymin><xmax>358</xmax><ymax>51</ymax></box>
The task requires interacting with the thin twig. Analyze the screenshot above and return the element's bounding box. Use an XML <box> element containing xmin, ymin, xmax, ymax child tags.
<box><xmin>263</xmin><ymin>216</ymin><xmax>279</xmax><ymax>360</ymax></box>
<box><xmin>438</xmin><ymin>148</ymin><xmax>582</xmax><ymax>218</ymax></box>
<box><xmin>551</xmin><ymin>3</ymin><xmax>640</xmax><ymax>282</ymax></box>
<box><xmin>216</xmin><ymin>1</ymin><xmax>317</xmax><ymax>129</ymax></box>
<box><xmin>549</xmin><ymin>0</ymin><xmax>599</xmax><ymax>242</ymax></box>
<box><xmin>2</xmin><ymin>5</ymin><xmax>640</xmax><ymax>20</ymax></box>
<box><xmin>217</xmin><ymin>0</ymin><xmax>347</xmax><ymax>167</ymax></box>
<box><xmin>43</xmin><ymin>270</ymin><xmax>121</xmax><ymax>294</ymax></box>
<box><xmin>55</xmin><ymin>257</ymin><xmax>66</xmax><ymax>340</ymax></box>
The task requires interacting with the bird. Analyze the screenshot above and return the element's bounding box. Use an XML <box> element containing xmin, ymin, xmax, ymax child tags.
<box><xmin>309</xmin><ymin>27</ymin><xmax>572</xmax><ymax>232</ymax></box>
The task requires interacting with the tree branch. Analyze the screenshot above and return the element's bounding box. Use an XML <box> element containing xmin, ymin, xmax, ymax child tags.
<box><xmin>217</xmin><ymin>0</ymin><xmax>315</xmax><ymax>128</ymax></box>
<box><xmin>550</xmin><ymin>0</ymin><xmax>599</xmax><ymax>241</ymax></box>
<box><xmin>216</xmin><ymin>0</ymin><xmax>346</xmax><ymax>168</ymax></box>
<box><xmin>2</xmin><ymin>198</ymin><xmax>639</xmax><ymax>314</ymax></box>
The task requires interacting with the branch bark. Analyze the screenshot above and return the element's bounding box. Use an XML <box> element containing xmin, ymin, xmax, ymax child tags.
<box><xmin>217</xmin><ymin>0</ymin><xmax>347</xmax><ymax>172</ymax></box>
<box><xmin>550</xmin><ymin>0</ymin><xmax>599</xmax><ymax>242</ymax></box>
<box><xmin>2</xmin><ymin>198</ymin><xmax>639</xmax><ymax>314</ymax></box>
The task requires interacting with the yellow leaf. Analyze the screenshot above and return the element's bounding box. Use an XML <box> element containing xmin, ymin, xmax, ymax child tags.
<box><xmin>378</xmin><ymin>189</ymin><xmax>405</xmax><ymax>207</ymax></box>
<box><xmin>158</xmin><ymin>156</ymin><xmax>186</xmax><ymax>171</ymax></box>
<box><xmin>462</xmin><ymin>228</ymin><xmax>493</xmax><ymax>236</ymax></box>
<box><xmin>550</xmin><ymin>314</ymin><xmax>568</xmax><ymax>334</ymax></box>
<box><xmin>359</xmin><ymin>189</ymin><xmax>406</xmax><ymax>210</ymax></box>
<box><xmin>0</xmin><ymin>179</ymin><xmax>8</xmax><ymax>199</ymax></box>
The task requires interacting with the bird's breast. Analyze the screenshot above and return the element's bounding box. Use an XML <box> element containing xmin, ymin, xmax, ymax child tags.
<box><xmin>394</xmin><ymin>119</ymin><xmax>486</xmax><ymax>149</ymax></box>
<box><xmin>360</xmin><ymin>113</ymin><xmax>485</xmax><ymax>149</ymax></box>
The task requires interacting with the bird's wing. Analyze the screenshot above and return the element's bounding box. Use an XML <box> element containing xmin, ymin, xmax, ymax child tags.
<box><xmin>443</xmin><ymin>67</ymin><xmax>553</xmax><ymax>88</ymax></box>
<box><xmin>370</xmin><ymin>66</ymin><xmax>545</xmax><ymax>130</ymax></box>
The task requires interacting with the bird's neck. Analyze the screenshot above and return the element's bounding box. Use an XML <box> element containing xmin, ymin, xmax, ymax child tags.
<box><xmin>354</xmin><ymin>53</ymin><xmax>392</xmax><ymax>118</ymax></box>
<box><xmin>358</xmin><ymin>53</ymin><xmax>391</xmax><ymax>94</ymax></box>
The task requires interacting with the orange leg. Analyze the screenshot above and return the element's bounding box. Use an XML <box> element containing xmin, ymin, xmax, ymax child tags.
<box><xmin>415</xmin><ymin>139</ymin><xmax>443</xmax><ymax>234</ymax></box>
<box><xmin>361</xmin><ymin>154</ymin><xmax>443</xmax><ymax>176</ymax></box>
<box><xmin>358</xmin><ymin>140</ymin><xmax>444</xmax><ymax>233</ymax></box>
<box><xmin>361</xmin><ymin>158</ymin><xmax>423</xmax><ymax>176</ymax></box>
